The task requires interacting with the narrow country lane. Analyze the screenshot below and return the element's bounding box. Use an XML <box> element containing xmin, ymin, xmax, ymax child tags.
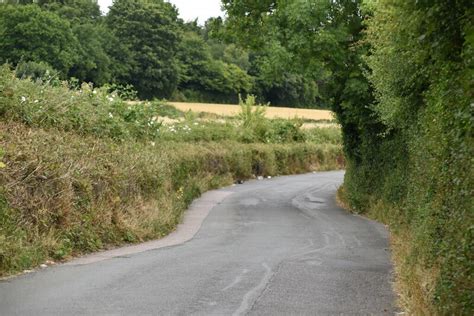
<box><xmin>0</xmin><ymin>171</ymin><xmax>397</xmax><ymax>315</ymax></box>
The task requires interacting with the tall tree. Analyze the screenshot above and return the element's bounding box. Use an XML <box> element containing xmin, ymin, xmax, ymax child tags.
<box><xmin>176</xmin><ymin>30</ymin><xmax>252</xmax><ymax>103</ymax></box>
<box><xmin>41</xmin><ymin>0</ymin><xmax>117</xmax><ymax>85</ymax></box>
<box><xmin>0</xmin><ymin>4</ymin><xmax>80</xmax><ymax>76</ymax></box>
<box><xmin>107</xmin><ymin>0</ymin><xmax>181</xmax><ymax>99</ymax></box>
<box><xmin>222</xmin><ymin>0</ymin><xmax>371</xmax><ymax>111</ymax></box>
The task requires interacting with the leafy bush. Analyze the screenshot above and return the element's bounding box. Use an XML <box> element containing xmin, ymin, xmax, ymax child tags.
<box><xmin>238</xmin><ymin>95</ymin><xmax>267</xmax><ymax>127</ymax></box>
<box><xmin>15</xmin><ymin>61</ymin><xmax>60</xmax><ymax>84</ymax></box>
<box><xmin>105</xmin><ymin>83</ymin><xmax>138</xmax><ymax>101</ymax></box>
<box><xmin>304</xmin><ymin>127</ymin><xmax>341</xmax><ymax>145</ymax></box>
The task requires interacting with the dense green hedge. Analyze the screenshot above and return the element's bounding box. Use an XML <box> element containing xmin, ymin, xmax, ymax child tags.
<box><xmin>341</xmin><ymin>1</ymin><xmax>473</xmax><ymax>314</ymax></box>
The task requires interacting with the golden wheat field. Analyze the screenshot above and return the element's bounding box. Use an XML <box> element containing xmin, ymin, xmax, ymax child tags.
<box><xmin>169</xmin><ymin>102</ymin><xmax>335</xmax><ymax>121</ymax></box>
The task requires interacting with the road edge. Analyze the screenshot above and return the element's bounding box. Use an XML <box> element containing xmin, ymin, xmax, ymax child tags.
<box><xmin>64</xmin><ymin>190</ymin><xmax>234</xmax><ymax>266</ymax></box>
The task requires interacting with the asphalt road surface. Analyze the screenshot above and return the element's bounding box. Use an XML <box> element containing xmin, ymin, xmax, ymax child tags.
<box><xmin>0</xmin><ymin>171</ymin><xmax>397</xmax><ymax>315</ymax></box>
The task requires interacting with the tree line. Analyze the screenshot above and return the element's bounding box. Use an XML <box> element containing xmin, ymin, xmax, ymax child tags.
<box><xmin>0</xmin><ymin>0</ymin><xmax>347</xmax><ymax>107</ymax></box>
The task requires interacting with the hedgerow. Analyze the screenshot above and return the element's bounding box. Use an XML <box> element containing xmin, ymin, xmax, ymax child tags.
<box><xmin>340</xmin><ymin>1</ymin><xmax>473</xmax><ymax>314</ymax></box>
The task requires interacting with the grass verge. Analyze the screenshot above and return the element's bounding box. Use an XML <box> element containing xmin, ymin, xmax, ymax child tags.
<box><xmin>336</xmin><ymin>186</ymin><xmax>469</xmax><ymax>315</ymax></box>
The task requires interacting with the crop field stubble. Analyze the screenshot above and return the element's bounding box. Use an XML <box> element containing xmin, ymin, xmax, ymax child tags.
<box><xmin>168</xmin><ymin>102</ymin><xmax>335</xmax><ymax>121</ymax></box>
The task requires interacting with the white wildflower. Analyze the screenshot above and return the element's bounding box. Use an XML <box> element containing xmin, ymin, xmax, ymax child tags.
<box><xmin>20</xmin><ymin>96</ymin><xmax>26</xmax><ymax>102</ymax></box>
<box><xmin>93</xmin><ymin>90</ymin><xmax>97</xmax><ymax>94</ymax></box>
<box><xmin>34</xmin><ymin>100</ymin><xmax>39</xmax><ymax>103</ymax></box>
<box><xmin>108</xmin><ymin>97</ymin><xmax>114</xmax><ymax>102</ymax></box>
<box><xmin>108</xmin><ymin>112</ymin><xmax>114</xmax><ymax>118</ymax></box>
<box><xmin>150</xmin><ymin>141</ymin><xmax>156</xmax><ymax>147</ymax></box>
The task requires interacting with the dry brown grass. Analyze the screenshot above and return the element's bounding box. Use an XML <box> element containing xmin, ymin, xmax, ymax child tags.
<box><xmin>169</xmin><ymin>102</ymin><xmax>335</xmax><ymax>121</ymax></box>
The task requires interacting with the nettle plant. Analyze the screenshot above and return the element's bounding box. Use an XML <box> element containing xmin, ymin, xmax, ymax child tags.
<box><xmin>238</xmin><ymin>95</ymin><xmax>269</xmax><ymax>142</ymax></box>
<box><xmin>237</xmin><ymin>95</ymin><xmax>306</xmax><ymax>143</ymax></box>
<box><xmin>238</xmin><ymin>94</ymin><xmax>267</xmax><ymax>128</ymax></box>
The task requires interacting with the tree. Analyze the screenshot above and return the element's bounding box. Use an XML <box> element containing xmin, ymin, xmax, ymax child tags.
<box><xmin>39</xmin><ymin>0</ymin><xmax>102</xmax><ymax>22</ymax></box>
<box><xmin>40</xmin><ymin>1</ymin><xmax>116</xmax><ymax>85</ymax></box>
<box><xmin>0</xmin><ymin>4</ymin><xmax>79</xmax><ymax>76</ymax></box>
<box><xmin>176</xmin><ymin>31</ymin><xmax>252</xmax><ymax>103</ymax></box>
<box><xmin>222</xmin><ymin>0</ymin><xmax>373</xmax><ymax>120</ymax></box>
<box><xmin>67</xmin><ymin>23</ymin><xmax>114</xmax><ymax>85</ymax></box>
<box><xmin>107</xmin><ymin>0</ymin><xmax>181</xmax><ymax>99</ymax></box>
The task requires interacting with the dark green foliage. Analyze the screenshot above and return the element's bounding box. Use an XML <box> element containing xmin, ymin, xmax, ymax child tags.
<box><xmin>0</xmin><ymin>1</ymin><xmax>343</xmax><ymax>108</ymax></box>
<box><xmin>39</xmin><ymin>0</ymin><xmax>102</xmax><ymax>22</ymax></box>
<box><xmin>222</xmin><ymin>0</ymin><xmax>369</xmax><ymax>109</ymax></box>
<box><xmin>174</xmin><ymin>20</ymin><xmax>254</xmax><ymax>104</ymax></box>
<box><xmin>0</xmin><ymin>4</ymin><xmax>79</xmax><ymax>76</ymax></box>
<box><xmin>15</xmin><ymin>61</ymin><xmax>60</xmax><ymax>83</ymax></box>
<box><xmin>176</xmin><ymin>31</ymin><xmax>253</xmax><ymax>104</ymax></box>
<box><xmin>68</xmin><ymin>23</ymin><xmax>114</xmax><ymax>85</ymax></box>
<box><xmin>342</xmin><ymin>1</ymin><xmax>473</xmax><ymax>313</ymax></box>
<box><xmin>106</xmin><ymin>0</ymin><xmax>181</xmax><ymax>99</ymax></box>
<box><xmin>105</xmin><ymin>83</ymin><xmax>138</xmax><ymax>101</ymax></box>
<box><xmin>0</xmin><ymin>1</ymin><xmax>124</xmax><ymax>86</ymax></box>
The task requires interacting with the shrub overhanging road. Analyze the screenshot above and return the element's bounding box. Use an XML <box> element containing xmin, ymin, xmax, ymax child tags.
<box><xmin>0</xmin><ymin>171</ymin><xmax>396</xmax><ymax>315</ymax></box>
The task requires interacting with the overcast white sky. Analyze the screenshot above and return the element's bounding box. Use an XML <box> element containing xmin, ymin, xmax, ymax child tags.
<box><xmin>98</xmin><ymin>0</ymin><xmax>223</xmax><ymax>24</ymax></box>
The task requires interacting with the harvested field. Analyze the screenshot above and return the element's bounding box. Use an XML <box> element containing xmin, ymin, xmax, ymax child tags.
<box><xmin>301</xmin><ymin>122</ymin><xmax>340</xmax><ymax>129</ymax></box>
<box><xmin>169</xmin><ymin>102</ymin><xmax>334</xmax><ymax>121</ymax></box>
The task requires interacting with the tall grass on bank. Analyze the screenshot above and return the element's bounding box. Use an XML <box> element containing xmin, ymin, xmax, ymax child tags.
<box><xmin>0</xmin><ymin>123</ymin><xmax>343</xmax><ymax>276</ymax></box>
